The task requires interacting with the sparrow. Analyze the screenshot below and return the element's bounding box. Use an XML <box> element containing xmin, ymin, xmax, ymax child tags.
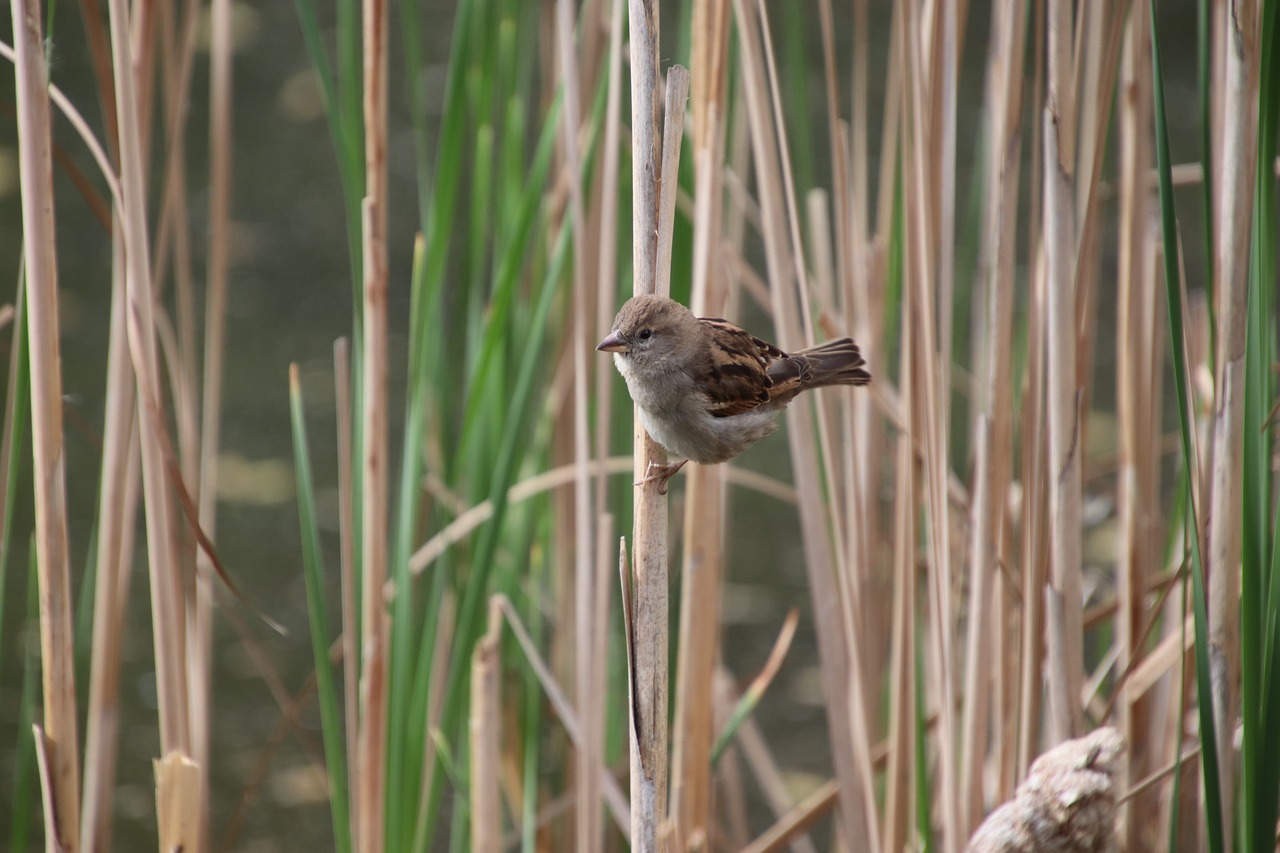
<box><xmin>597</xmin><ymin>294</ymin><xmax>871</xmax><ymax>489</ymax></box>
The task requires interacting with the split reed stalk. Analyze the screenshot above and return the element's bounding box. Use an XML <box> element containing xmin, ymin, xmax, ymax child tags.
<box><xmin>668</xmin><ymin>5</ymin><xmax>730</xmax><ymax>848</ymax></box>
<box><xmin>670</xmin><ymin>146</ymin><xmax>725</xmax><ymax>848</ymax></box>
<box><xmin>179</xmin><ymin>1</ymin><xmax>235</xmax><ymax>844</ymax></box>
<box><xmin>355</xmin><ymin>0</ymin><xmax>390</xmax><ymax>845</ymax></box>
<box><xmin>1042</xmin><ymin>0</ymin><xmax>1086</xmax><ymax>744</ymax></box>
<box><xmin>1206</xmin><ymin>2</ymin><xmax>1260</xmax><ymax>846</ymax></box>
<box><xmin>1115</xmin><ymin>12</ymin><xmax>1160</xmax><ymax>848</ymax></box>
<box><xmin>79</xmin><ymin>241</ymin><xmax>139</xmax><ymax>850</ymax></box>
<box><xmin>624</xmin><ymin>2</ymin><xmax>681</xmax><ymax>848</ymax></box>
<box><xmin>10</xmin><ymin>1</ymin><xmax>82</xmax><ymax>848</ymax></box>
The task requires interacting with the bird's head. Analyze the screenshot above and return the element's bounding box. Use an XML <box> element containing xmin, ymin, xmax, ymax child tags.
<box><xmin>597</xmin><ymin>294</ymin><xmax>700</xmax><ymax>372</ymax></box>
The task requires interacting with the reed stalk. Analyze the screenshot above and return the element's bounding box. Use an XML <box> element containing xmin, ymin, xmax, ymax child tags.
<box><xmin>1206</xmin><ymin>3</ymin><xmax>1261</xmax><ymax>848</ymax></box>
<box><xmin>1042</xmin><ymin>0</ymin><xmax>1085</xmax><ymax>744</ymax></box>
<box><xmin>10</xmin><ymin>1</ymin><xmax>81</xmax><ymax>847</ymax></box>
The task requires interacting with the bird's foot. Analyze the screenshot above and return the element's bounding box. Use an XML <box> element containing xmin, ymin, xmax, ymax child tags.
<box><xmin>635</xmin><ymin>459</ymin><xmax>688</xmax><ymax>494</ymax></box>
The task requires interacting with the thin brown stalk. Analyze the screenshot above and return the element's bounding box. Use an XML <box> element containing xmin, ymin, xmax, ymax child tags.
<box><xmin>960</xmin><ymin>417</ymin><xmax>995</xmax><ymax>835</ymax></box>
<box><xmin>671</xmin><ymin>144</ymin><xmax>726</xmax><ymax>847</ymax></box>
<box><xmin>670</xmin><ymin>15</ymin><xmax>729</xmax><ymax>834</ymax></box>
<box><xmin>1042</xmin><ymin>0</ymin><xmax>1085</xmax><ymax>743</ymax></box>
<box><xmin>1115</xmin><ymin>12</ymin><xmax>1161</xmax><ymax>846</ymax></box>
<box><xmin>356</xmin><ymin>0</ymin><xmax>390</xmax><ymax>845</ymax></box>
<box><xmin>883</xmin><ymin>437</ymin><xmax>917</xmax><ymax>853</ymax></box>
<box><xmin>732</xmin><ymin>2</ymin><xmax>873</xmax><ymax>846</ymax></box>
<box><xmin>1206</xmin><ymin>1</ymin><xmax>1261</xmax><ymax>844</ymax></box>
<box><xmin>11</xmin><ymin>1</ymin><xmax>82</xmax><ymax>847</ymax></box>
<box><xmin>552</xmin><ymin>0</ymin><xmax>605</xmax><ymax>846</ymax></box>
<box><xmin>80</xmin><ymin>241</ymin><xmax>141</xmax><ymax>850</ymax></box>
<box><xmin>961</xmin><ymin>2</ymin><xmax>1026</xmax><ymax>832</ymax></box>
<box><xmin>1016</xmin><ymin>246</ymin><xmax>1051</xmax><ymax>777</ymax></box>
<box><xmin>108</xmin><ymin>0</ymin><xmax>193</xmax><ymax>793</ymax></box>
<box><xmin>470</xmin><ymin>599</ymin><xmax>503</xmax><ymax>853</ymax></box>
<box><xmin>590</xmin><ymin>15</ymin><xmax>625</xmax><ymax>839</ymax></box>
<box><xmin>625</xmin><ymin>0</ymin><xmax>682</xmax><ymax>844</ymax></box>
<box><xmin>902</xmin><ymin>1</ymin><xmax>960</xmax><ymax>843</ymax></box>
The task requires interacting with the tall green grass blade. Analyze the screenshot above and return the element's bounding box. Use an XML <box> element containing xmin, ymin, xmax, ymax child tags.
<box><xmin>387</xmin><ymin>238</ymin><xmax>431</xmax><ymax>853</ymax></box>
<box><xmin>0</xmin><ymin>289</ymin><xmax>28</xmax><ymax>665</ymax></box>
<box><xmin>1149</xmin><ymin>6</ymin><xmax>1222</xmax><ymax>851</ymax></box>
<box><xmin>1166</xmin><ymin>563</ymin><xmax>1190</xmax><ymax>853</ymax></box>
<box><xmin>453</xmin><ymin>93</ymin><xmax>562</xmax><ymax>461</ymax></box>
<box><xmin>1242</xmin><ymin>4</ymin><xmax>1280</xmax><ymax>850</ymax></box>
<box><xmin>289</xmin><ymin>368</ymin><xmax>353</xmax><ymax>853</ymax></box>
<box><xmin>421</xmin><ymin>217</ymin><xmax>572</xmax><ymax>841</ymax></box>
<box><xmin>291</xmin><ymin>0</ymin><xmax>365</xmax><ymax>299</ymax></box>
<box><xmin>914</xmin><ymin>633</ymin><xmax>933</xmax><ymax>853</ymax></box>
<box><xmin>73</xmin><ymin>525</ymin><xmax>98</xmax><ymax>698</ymax></box>
<box><xmin>9</xmin><ymin>547</ymin><xmax>40</xmax><ymax>853</ymax></box>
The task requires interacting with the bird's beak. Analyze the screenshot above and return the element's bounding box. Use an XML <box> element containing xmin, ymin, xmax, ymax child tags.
<box><xmin>596</xmin><ymin>330</ymin><xmax>628</xmax><ymax>353</ymax></box>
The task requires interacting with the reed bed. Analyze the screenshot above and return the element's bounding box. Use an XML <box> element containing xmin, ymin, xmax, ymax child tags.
<box><xmin>2</xmin><ymin>0</ymin><xmax>1279</xmax><ymax>851</ymax></box>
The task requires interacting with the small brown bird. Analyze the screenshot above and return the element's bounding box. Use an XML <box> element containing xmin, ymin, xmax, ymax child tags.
<box><xmin>597</xmin><ymin>294</ymin><xmax>871</xmax><ymax>489</ymax></box>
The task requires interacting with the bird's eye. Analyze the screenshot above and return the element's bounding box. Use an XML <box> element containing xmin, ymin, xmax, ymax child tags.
<box><xmin>639</xmin><ymin>329</ymin><xmax>652</xmax><ymax>340</ymax></box>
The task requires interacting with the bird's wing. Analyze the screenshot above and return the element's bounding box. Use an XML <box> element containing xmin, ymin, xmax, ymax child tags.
<box><xmin>695</xmin><ymin>317</ymin><xmax>781</xmax><ymax>417</ymax></box>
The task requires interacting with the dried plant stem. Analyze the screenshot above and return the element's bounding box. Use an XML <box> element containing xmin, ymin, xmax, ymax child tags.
<box><xmin>11</xmin><ymin>0</ymin><xmax>82</xmax><ymax>846</ymax></box>
<box><xmin>1042</xmin><ymin>0</ymin><xmax>1085</xmax><ymax>743</ymax></box>
<box><xmin>625</xmin><ymin>1</ymin><xmax>682</xmax><ymax>847</ymax></box>
<box><xmin>670</xmin><ymin>214</ymin><xmax>723</xmax><ymax>849</ymax></box>
<box><xmin>470</xmin><ymin>600</ymin><xmax>503</xmax><ymax>853</ymax></box>
<box><xmin>187</xmin><ymin>1</ymin><xmax>235</xmax><ymax>843</ymax></box>
<box><xmin>1114</xmin><ymin>12</ymin><xmax>1158</xmax><ymax>847</ymax></box>
<box><xmin>1206</xmin><ymin>0</ymin><xmax>1260</xmax><ymax>845</ymax></box>
<box><xmin>884</xmin><ymin>436</ymin><xmax>917</xmax><ymax>853</ymax></box>
<box><xmin>107</xmin><ymin>16</ymin><xmax>203</xmax><ymax>851</ymax></box>
<box><xmin>80</xmin><ymin>242</ymin><xmax>141</xmax><ymax>849</ymax></box>
<box><xmin>961</xmin><ymin>2</ymin><xmax>1025</xmax><ymax>833</ymax></box>
<box><xmin>357</xmin><ymin>0</ymin><xmax>390</xmax><ymax>847</ymax></box>
<box><xmin>670</xmin><ymin>39</ymin><xmax>728</xmax><ymax>835</ymax></box>
<box><xmin>552</xmin><ymin>0</ymin><xmax>603</xmax><ymax>847</ymax></box>
<box><xmin>732</xmin><ymin>1</ymin><xmax>874</xmax><ymax>846</ymax></box>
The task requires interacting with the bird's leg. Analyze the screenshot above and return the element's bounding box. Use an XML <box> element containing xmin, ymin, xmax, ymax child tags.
<box><xmin>635</xmin><ymin>459</ymin><xmax>688</xmax><ymax>494</ymax></box>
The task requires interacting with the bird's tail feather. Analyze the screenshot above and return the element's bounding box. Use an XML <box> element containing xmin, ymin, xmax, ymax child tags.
<box><xmin>796</xmin><ymin>337</ymin><xmax>871</xmax><ymax>387</ymax></box>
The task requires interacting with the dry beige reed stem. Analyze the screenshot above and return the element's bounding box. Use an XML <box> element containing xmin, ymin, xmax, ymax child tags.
<box><xmin>1042</xmin><ymin>0</ymin><xmax>1086</xmax><ymax>744</ymax></box>
<box><xmin>110</xmin><ymin>0</ymin><xmax>192</xmax><ymax>774</ymax></box>
<box><xmin>186</xmin><ymin>1</ymin><xmax>236</xmax><ymax>841</ymax></box>
<box><xmin>357</xmin><ymin>0</ymin><xmax>390</xmax><ymax>847</ymax></box>
<box><xmin>961</xmin><ymin>2</ymin><xmax>1026</xmax><ymax>834</ymax></box>
<box><xmin>731</xmin><ymin>0</ymin><xmax>874</xmax><ymax>845</ymax></box>
<box><xmin>670</xmin><ymin>146</ymin><xmax>725</xmax><ymax>848</ymax></box>
<box><xmin>1114</xmin><ymin>13</ymin><xmax>1162</xmax><ymax>847</ymax></box>
<box><xmin>901</xmin><ymin>0</ymin><xmax>961</xmax><ymax>844</ymax></box>
<box><xmin>551</xmin><ymin>0</ymin><xmax>609</xmax><ymax>846</ymax></box>
<box><xmin>11</xmin><ymin>1</ymin><xmax>82</xmax><ymax>845</ymax></box>
<box><xmin>1206</xmin><ymin>2</ymin><xmax>1261</xmax><ymax>845</ymax></box>
<box><xmin>884</xmin><ymin>436</ymin><xmax>918</xmax><ymax>853</ymax></box>
<box><xmin>80</xmin><ymin>288</ymin><xmax>140</xmax><ymax>849</ymax></box>
<box><xmin>624</xmin><ymin>3</ymin><xmax>683</xmax><ymax>847</ymax></box>
<box><xmin>469</xmin><ymin>600</ymin><xmax>503</xmax><ymax>853</ymax></box>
